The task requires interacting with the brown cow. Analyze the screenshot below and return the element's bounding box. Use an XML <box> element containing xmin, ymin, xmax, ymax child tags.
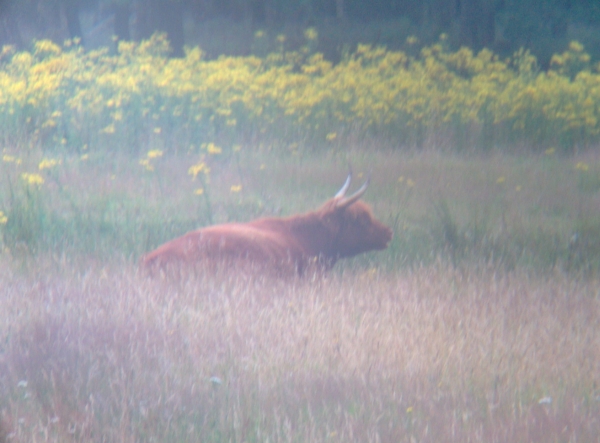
<box><xmin>141</xmin><ymin>173</ymin><xmax>393</xmax><ymax>275</ymax></box>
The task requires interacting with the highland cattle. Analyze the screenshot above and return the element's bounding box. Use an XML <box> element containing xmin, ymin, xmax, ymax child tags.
<box><xmin>141</xmin><ymin>173</ymin><xmax>393</xmax><ymax>276</ymax></box>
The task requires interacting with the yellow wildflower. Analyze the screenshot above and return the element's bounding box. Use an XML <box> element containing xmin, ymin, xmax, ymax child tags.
<box><xmin>139</xmin><ymin>159</ymin><xmax>154</xmax><ymax>171</ymax></box>
<box><xmin>230</xmin><ymin>185</ymin><xmax>242</xmax><ymax>193</ymax></box>
<box><xmin>188</xmin><ymin>162</ymin><xmax>209</xmax><ymax>179</ymax></box>
<box><xmin>3</xmin><ymin>155</ymin><xmax>22</xmax><ymax>165</ymax></box>
<box><xmin>575</xmin><ymin>162</ymin><xmax>589</xmax><ymax>171</ymax></box>
<box><xmin>101</xmin><ymin>124</ymin><xmax>116</xmax><ymax>134</ymax></box>
<box><xmin>38</xmin><ymin>158</ymin><xmax>60</xmax><ymax>170</ymax></box>
<box><xmin>147</xmin><ymin>149</ymin><xmax>163</xmax><ymax>159</ymax></box>
<box><xmin>33</xmin><ymin>39</ymin><xmax>61</xmax><ymax>56</ymax></box>
<box><xmin>194</xmin><ymin>188</ymin><xmax>204</xmax><ymax>195</ymax></box>
<box><xmin>304</xmin><ymin>28</ymin><xmax>318</xmax><ymax>41</ymax></box>
<box><xmin>569</xmin><ymin>41</ymin><xmax>584</xmax><ymax>53</ymax></box>
<box><xmin>496</xmin><ymin>176</ymin><xmax>506</xmax><ymax>184</ymax></box>
<box><xmin>21</xmin><ymin>173</ymin><xmax>44</xmax><ymax>186</ymax></box>
<box><xmin>205</xmin><ymin>143</ymin><xmax>222</xmax><ymax>155</ymax></box>
<box><xmin>544</xmin><ymin>147</ymin><xmax>556</xmax><ymax>155</ymax></box>
<box><xmin>326</xmin><ymin>132</ymin><xmax>337</xmax><ymax>141</ymax></box>
<box><xmin>0</xmin><ymin>211</ymin><xmax>7</xmax><ymax>225</ymax></box>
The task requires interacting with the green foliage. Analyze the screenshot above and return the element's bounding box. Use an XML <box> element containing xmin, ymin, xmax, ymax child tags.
<box><xmin>2</xmin><ymin>178</ymin><xmax>47</xmax><ymax>256</ymax></box>
<box><xmin>1</xmin><ymin>35</ymin><xmax>600</xmax><ymax>152</ymax></box>
<box><xmin>0</xmin><ymin>154</ymin><xmax>208</xmax><ymax>260</ymax></box>
<box><xmin>567</xmin><ymin>217</ymin><xmax>600</xmax><ymax>273</ymax></box>
<box><xmin>1</xmin><ymin>129</ymin><xmax>600</xmax><ymax>275</ymax></box>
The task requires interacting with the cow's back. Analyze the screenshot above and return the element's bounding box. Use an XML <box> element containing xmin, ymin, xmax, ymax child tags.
<box><xmin>141</xmin><ymin>223</ymin><xmax>307</xmax><ymax>275</ymax></box>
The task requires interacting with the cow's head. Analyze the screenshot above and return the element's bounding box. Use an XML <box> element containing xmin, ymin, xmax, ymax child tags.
<box><xmin>318</xmin><ymin>173</ymin><xmax>393</xmax><ymax>260</ymax></box>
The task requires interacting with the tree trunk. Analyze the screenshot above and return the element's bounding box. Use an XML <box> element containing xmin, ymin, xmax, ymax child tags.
<box><xmin>135</xmin><ymin>0</ymin><xmax>158</xmax><ymax>40</ymax></box>
<box><xmin>63</xmin><ymin>0</ymin><xmax>83</xmax><ymax>43</ymax></box>
<box><xmin>459</xmin><ymin>0</ymin><xmax>496</xmax><ymax>49</ymax></box>
<box><xmin>156</xmin><ymin>0</ymin><xmax>184</xmax><ymax>57</ymax></box>
<box><xmin>480</xmin><ymin>0</ymin><xmax>496</xmax><ymax>47</ymax></box>
<box><xmin>428</xmin><ymin>0</ymin><xmax>457</xmax><ymax>31</ymax></box>
<box><xmin>264</xmin><ymin>0</ymin><xmax>276</xmax><ymax>26</ymax></box>
<box><xmin>136</xmin><ymin>0</ymin><xmax>185</xmax><ymax>57</ymax></box>
<box><xmin>0</xmin><ymin>3</ymin><xmax>23</xmax><ymax>47</ymax></box>
<box><xmin>114</xmin><ymin>3</ymin><xmax>131</xmax><ymax>42</ymax></box>
<box><xmin>334</xmin><ymin>0</ymin><xmax>345</xmax><ymax>21</ymax></box>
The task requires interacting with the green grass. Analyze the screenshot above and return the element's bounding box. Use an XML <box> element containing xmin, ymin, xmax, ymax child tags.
<box><xmin>2</xmin><ymin>145</ymin><xmax>600</xmax><ymax>273</ymax></box>
<box><xmin>1</xmin><ymin>143</ymin><xmax>600</xmax><ymax>441</ymax></box>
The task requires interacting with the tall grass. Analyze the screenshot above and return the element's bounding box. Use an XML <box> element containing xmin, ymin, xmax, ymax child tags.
<box><xmin>0</xmin><ymin>260</ymin><xmax>598</xmax><ymax>442</ymax></box>
<box><xmin>0</xmin><ymin>146</ymin><xmax>598</xmax><ymax>441</ymax></box>
<box><xmin>1</xmin><ymin>144</ymin><xmax>599</xmax><ymax>441</ymax></box>
<box><xmin>1</xmin><ymin>147</ymin><xmax>600</xmax><ymax>273</ymax></box>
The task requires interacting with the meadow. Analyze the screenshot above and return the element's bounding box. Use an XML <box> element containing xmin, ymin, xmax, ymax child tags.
<box><xmin>1</xmin><ymin>35</ymin><xmax>600</xmax><ymax>441</ymax></box>
<box><xmin>1</xmin><ymin>146</ymin><xmax>599</xmax><ymax>442</ymax></box>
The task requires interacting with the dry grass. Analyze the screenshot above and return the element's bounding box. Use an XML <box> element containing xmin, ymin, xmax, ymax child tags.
<box><xmin>1</xmin><ymin>258</ymin><xmax>598</xmax><ymax>442</ymax></box>
<box><xmin>1</xmin><ymin>146</ymin><xmax>600</xmax><ymax>441</ymax></box>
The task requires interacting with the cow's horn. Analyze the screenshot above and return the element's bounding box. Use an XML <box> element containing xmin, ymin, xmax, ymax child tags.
<box><xmin>334</xmin><ymin>172</ymin><xmax>352</xmax><ymax>198</ymax></box>
<box><xmin>336</xmin><ymin>177</ymin><xmax>370</xmax><ymax>209</ymax></box>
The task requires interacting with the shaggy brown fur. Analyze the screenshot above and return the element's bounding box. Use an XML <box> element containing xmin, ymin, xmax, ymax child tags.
<box><xmin>141</xmin><ymin>175</ymin><xmax>392</xmax><ymax>276</ymax></box>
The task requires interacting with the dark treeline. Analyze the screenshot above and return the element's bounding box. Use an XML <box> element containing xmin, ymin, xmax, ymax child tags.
<box><xmin>0</xmin><ymin>0</ymin><xmax>599</xmax><ymax>63</ymax></box>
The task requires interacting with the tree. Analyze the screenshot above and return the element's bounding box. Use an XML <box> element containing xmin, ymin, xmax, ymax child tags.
<box><xmin>0</xmin><ymin>1</ymin><xmax>23</xmax><ymax>47</ymax></box>
<box><xmin>63</xmin><ymin>0</ymin><xmax>84</xmax><ymax>42</ymax></box>
<box><xmin>135</xmin><ymin>0</ymin><xmax>184</xmax><ymax>57</ymax></box>
<box><xmin>334</xmin><ymin>0</ymin><xmax>345</xmax><ymax>20</ymax></box>
<box><xmin>112</xmin><ymin>0</ymin><xmax>131</xmax><ymax>42</ymax></box>
<box><xmin>459</xmin><ymin>0</ymin><xmax>503</xmax><ymax>49</ymax></box>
